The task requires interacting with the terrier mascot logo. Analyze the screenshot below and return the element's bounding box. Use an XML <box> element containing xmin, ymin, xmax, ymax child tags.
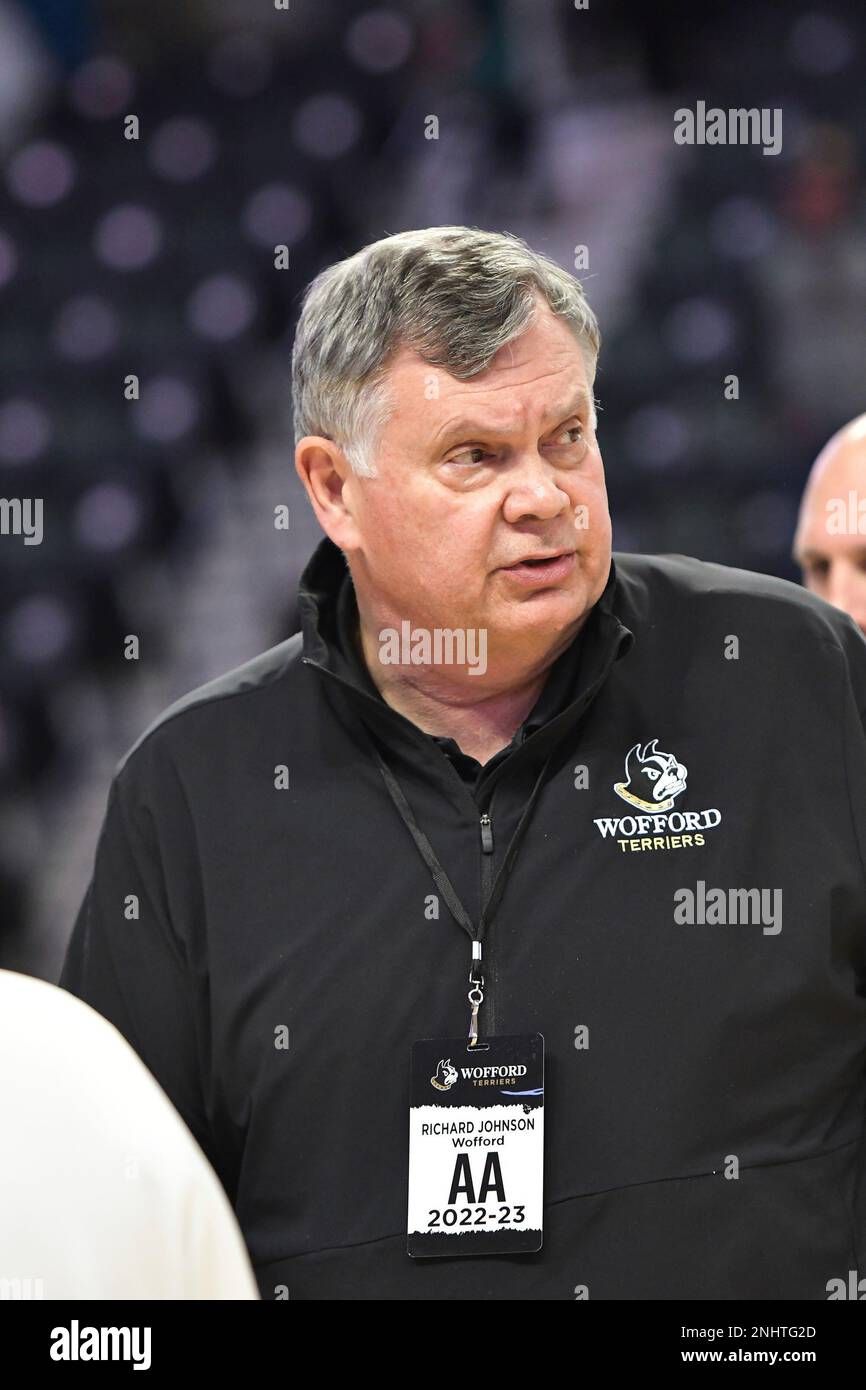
<box><xmin>614</xmin><ymin>738</ymin><xmax>688</xmax><ymax>812</ymax></box>
<box><xmin>431</xmin><ymin>1058</ymin><xmax>458</xmax><ymax>1092</ymax></box>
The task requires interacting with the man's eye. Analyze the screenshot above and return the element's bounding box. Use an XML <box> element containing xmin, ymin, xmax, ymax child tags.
<box><xmin>446</xmin><ymin>426</ymin><xmax>586</xmax><ymax>468</ymax></box>
<box><xmin>549</xmin><ymin>424</ymin><xmax>586</xmax><ymax>449</ymax></box>
<box><xmin>448</xmin><ymin>447</ymin><xmax>491</xmax><ymax>468</ymax></box>
<box><xmin>808</xmin><ymin>560</ymin><xmax>829</xmax><ymax>579</ymax></box>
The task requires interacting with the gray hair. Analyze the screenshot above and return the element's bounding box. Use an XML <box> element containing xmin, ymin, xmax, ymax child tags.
<box><xmin>291</xmin><ymin>225</ymin><xmax>601</xmax><ymax>478</ymax></box>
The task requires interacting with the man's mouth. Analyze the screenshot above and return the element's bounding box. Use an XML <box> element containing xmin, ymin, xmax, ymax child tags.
<box><xmin>501</xmin><ymin>552</ymin><xmax>577</xmax><ymax>585</ymax></box>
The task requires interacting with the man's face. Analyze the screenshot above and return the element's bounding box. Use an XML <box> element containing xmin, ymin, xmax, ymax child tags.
<box><xmin>340</xmin><ymin>302</ymin><xmax>613</xmax><ymax>674</ymax></box>
<box><xmin>794</xmin><ymin>440</ymin><xmax>866</xmax><ymax>636</ymax></box>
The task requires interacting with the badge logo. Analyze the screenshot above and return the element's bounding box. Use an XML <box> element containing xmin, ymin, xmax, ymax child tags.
<box><xmin>430</xmin><ymin>1058</ymin><xmax>458</xmax><ymax>1091</ymax></box>
<box><xmin>614</xmin><ymin>738</ymin><xmax>687</xmax><ymax>811</ymax></box>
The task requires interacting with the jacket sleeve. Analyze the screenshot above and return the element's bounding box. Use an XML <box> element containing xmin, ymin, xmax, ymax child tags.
<box><xmin>59</xmin><ymin>745</ymin><xmax>218</xmax><ymax>1177</ymax></box>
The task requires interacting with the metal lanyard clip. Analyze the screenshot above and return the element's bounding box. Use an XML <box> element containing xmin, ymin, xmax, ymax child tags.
<box><xmin>467</xmin><ymin>939</ymin><xmax>484</xmax><ymax>1047</ymax></box>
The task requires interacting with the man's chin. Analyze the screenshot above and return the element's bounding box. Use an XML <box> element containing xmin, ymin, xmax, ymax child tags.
<box><xmin>491</xmin><ymin>592</ymin><xmax>590</xmax><ymax>644</ymax></box>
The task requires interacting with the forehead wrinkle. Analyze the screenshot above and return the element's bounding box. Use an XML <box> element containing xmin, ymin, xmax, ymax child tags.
<box><xmin>428</xmin><ymin>383</ymin><xmax>593</xmax><ymax>447</ymax></box>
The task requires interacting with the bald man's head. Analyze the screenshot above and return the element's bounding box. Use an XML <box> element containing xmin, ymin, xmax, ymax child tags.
<box><xmin>793</xmin><ymin>414</ymin><xmax>866</xmax><ymax>634</ymax></box>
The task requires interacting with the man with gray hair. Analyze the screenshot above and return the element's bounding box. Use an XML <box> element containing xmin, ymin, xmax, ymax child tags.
<box><xmin>61</xmin><ymin>226</ymin><xmax>866</xmax><ymax>1300</ymax></box>
<box><xmin>290</xmin><ymin>226</ymin><xmax>610</xmax><ymax>763</ymax></box>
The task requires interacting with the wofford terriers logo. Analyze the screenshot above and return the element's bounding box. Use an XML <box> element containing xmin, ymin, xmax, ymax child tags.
<box><xmin>593</xmin><ymin>738</ymin><xmax>722</xmax><ymax>854</ymax></box>
<box><xmin>431</xmin><ymin>1058</ymin><xmax>528</xmax><ymax>1091</ymax></box>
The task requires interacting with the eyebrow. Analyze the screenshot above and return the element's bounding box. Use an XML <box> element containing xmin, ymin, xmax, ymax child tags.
<box><xmin>794</xmin><ymin>547</ymin><xmax>866</xmax><ymax>565</ymax></box>
<box><xmin>432</xmin><ymin>388</ymin><xmax>593</xmax><ymax>451</ymax></box>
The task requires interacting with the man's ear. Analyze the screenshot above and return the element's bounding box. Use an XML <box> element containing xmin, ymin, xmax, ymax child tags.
<box><xmin>295</xmin><ymin>436</ymin><xmax>363</xmax><ymax>550</ymax></box>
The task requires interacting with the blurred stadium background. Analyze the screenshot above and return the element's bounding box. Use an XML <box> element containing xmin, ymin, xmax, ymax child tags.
<box><xmin>1</xmin><ymin>0</ymin><xmax>865</xmax><ymax>979</ymax></box>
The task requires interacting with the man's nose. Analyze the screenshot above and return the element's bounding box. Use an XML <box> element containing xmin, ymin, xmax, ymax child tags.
<box><xmin>501</xmin><ymin>452</ymin><xmax>571</xmax><ymax>523</ymax></box>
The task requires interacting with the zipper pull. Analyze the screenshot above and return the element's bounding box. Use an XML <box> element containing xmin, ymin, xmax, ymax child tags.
<box><xmin>480</xmin><ymin>812</ymin><xmax>494</xmax><ymax>853</ymax></box>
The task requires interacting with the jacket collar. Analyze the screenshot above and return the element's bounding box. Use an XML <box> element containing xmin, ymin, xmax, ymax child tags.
<box><xmin>297</xmin><ymin>535</ymin><xmax>634</xmax><ymax>765</ymax></box>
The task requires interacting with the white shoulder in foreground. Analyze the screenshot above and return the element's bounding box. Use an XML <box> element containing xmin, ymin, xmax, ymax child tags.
<box><xmin>0</xmin><ymin>969</ymin><xmax>259</xmax><ymax>1300</ymax></box>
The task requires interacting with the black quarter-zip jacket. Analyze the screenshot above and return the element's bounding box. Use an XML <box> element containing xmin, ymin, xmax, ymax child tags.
<box><xmin>60</xmin><ymin>536</ymin><xmax>866</xmax><ymax>1300</ymax></box>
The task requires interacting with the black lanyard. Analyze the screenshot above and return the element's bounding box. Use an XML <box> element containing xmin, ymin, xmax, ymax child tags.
<box><xmin>361</xmin><ymin>723</ymin><xmax>557</xmax><ymax>1043</ymax></box>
